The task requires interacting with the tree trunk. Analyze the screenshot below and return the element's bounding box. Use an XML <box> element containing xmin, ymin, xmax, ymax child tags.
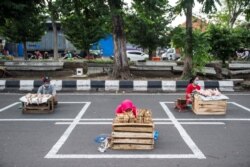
<box><xmin>52</xmin><ymin>19</ymin><xmax>58</xmax><ymax>60</ymax></box>
<box><xmin>229</xmin><ymin>11</ymin><xmax>241</xmax><ymax>28</ymax></box>
<box><xmin>148</xmin><ymin>49</ymin><xmax>156</xmax><ymax>60</ymax></box>
<box><xmin>23</xmin><ymin>40</ymin><xmax>28</xmax><ymax>60</ymax></box>
<box><xmin>47</xmin><ymin>0</ymin><xmax>59</xmax><ymax>60</ymax></box>
<box><xmin>182</xmin><ymin>2</ymin><xmax>193</xmax><ymax>79</ymax></box>
<box><xmin>111</xmin><ymin>14</ymin><xmax>131</xmax><ymax>79</ymax></box>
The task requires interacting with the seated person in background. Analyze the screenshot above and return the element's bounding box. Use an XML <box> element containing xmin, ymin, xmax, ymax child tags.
<box><xmin>37</xmin><ymin>76</ymin><xmax>57</xmax><ymax>104</ymax></box>
<box><xmin>186</xmin><ymin>75</ymin><xmax>201</xmax><ymax>104</ymax></box>
<box><xmin>35</xmin><ymin>50</ymin><xmax>43</xmax><ymax>59</ymax></box>
<box><xmin>115</xmin><ymin>99</ymin><xmax>137</xmax><ymax>117</ymax></box>
<box><xmin>44</xmin><ymin>52</ymin><xmax>49</xmax><ymax>59</ymax></box>
<box><xmin>63</xmin><ymin>51</ymin><xmax>72</xmax><ymax>59</ymax></box>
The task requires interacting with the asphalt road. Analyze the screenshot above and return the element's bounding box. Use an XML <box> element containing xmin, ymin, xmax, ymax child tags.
<box><xmin>0</xmin><ymin>92</ymin><xmax>250</xmax><ymax>167</ymax></box>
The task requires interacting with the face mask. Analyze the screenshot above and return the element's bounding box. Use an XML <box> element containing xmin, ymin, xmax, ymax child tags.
<box><xmin>44</xmin><ymin>83</ymin><xmax>49</xmax><ymax>88</ymax></box>
<box><xmin>194</xmin><ymin>80</ymin><xmax>199</xmax><ymax>85</ymax></box>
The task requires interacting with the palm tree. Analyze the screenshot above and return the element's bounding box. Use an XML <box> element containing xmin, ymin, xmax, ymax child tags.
<box><xmin>175</xmin><ymin>0</ymin><xmax>221</xmax><ymax>79</ymax></box>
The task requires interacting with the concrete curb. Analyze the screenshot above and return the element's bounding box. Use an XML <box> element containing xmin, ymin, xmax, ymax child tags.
<box><xmin>0</xmin><ymin>80</ymin><xmax>234</xmax><ymax>92</ymax></box>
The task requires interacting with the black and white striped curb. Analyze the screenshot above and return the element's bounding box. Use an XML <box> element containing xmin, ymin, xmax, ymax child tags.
<box><xmin>0</xmin><ymin>80</ymin><xmax>234</xmax><ymax>92</ymax></box>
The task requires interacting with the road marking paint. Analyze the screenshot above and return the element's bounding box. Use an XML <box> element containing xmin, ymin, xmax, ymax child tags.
<box><xmin>56</xmin><ymin>122</ymin><xmax>112</xmax><ymax>125</ymax></box>
<box><xmin>0</xmin><ymin>102</ymin><xmax>20</xmax><ymax>112</ymax></box>
<box><xmin>156</xmin><ymin>122</ymin><xmax>225</xmax><ymax>125</ymax></box>
<box><xmin>1</xmin><ymin>118</ymin><xmax>250</xmax><ymax>122</ymax></box>
<box><xmin>80</xmin><ymin>118</ymin><xmax>170</xmax><ymax>121</ymax></box>
<box><xmin>0</xmin><ymin>119</ymin><xmax>74</xmax><ymax>122</ymax></box>
<box><xmin>59</xmin><ymin>102</ymin><xmax>87</xmax><ymax>104</ymax></box>
<box><xmin>80</xmin><ymin>118</ymin><xmax>113</xmax><ymax>121</ymax></box>
<box><xmin>230</xmin><ymin>102</ymin><xmax>250</xmax><ymax>113</ymax></box>
<box><xmin>45</xmin><ymin>102</ymin><xmax>91</xmax><ymax>158</ymax></box>
<box><xmin>160</xmin><ymin>102</ymin><xmax>206</xmax><ymax>159</ymax></box>
<box><xmin>55</xmin><ymin>122</ymin><xmax>225</xmax><ymax>125</ymax></box>
<box><xmin>177</xmin><ymin>118</ymin><xmax>250</xmax><ymax>121</ymax></box>
<box><xmin>47</xmin><ymin>154</ymin><xmax>198</xmax><ymax>159</ymax></box>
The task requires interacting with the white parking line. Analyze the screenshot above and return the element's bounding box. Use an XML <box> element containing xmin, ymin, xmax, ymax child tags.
<box><xmin>55</xmin><ymin>122</ymin><xmax>225</xmax><ymax>125</ymax></box>
<box><xmin>0</xmin><ymin>119</ymin><xmax>74</xmax><ymax>122</ymax></box>
<box><xmin>152</xmin><ymin>122</ymin><xmax>224</xmax><ymax>125</ymax></box>
<box><xmin>49</xmin><ymin>154</ymin><xmax>198</xmax><ymax>159</ymax></box>
<box><xmin>230</xmin><ymin>102</ymin><xmax>250</xmax><ymax>113</ymax></box>
<box><xmin>178</xmin><ymin>118</ymin><xmax>250</xmax><ymax>121</ymax></box>
<box><xmin>58</xmin><ymin>102</ymin><xmax>87</xmax><ymax>104</ymax></box>
<box><xmin>1</xmin><ymin>100</ymin><xmax>248</xmax><ymax>159</ymax></box>
<box><xmin>0</xmin><ymin>102</ymin><xmax>20</xmax><ymax>112</ymax></box>
<box><xmin>1</xmin><ymin>118</ymin><xmax>250</xmax><ymax>122</ymax></box>
<box><xmin>160</xmin><ymin>102</ymin><xmax>206</xmax><ymax>159</ymax></box>
<box><xmin>45</xmin><ymin>101</ymin><xmax>207</xmax><ymax>159</ymax></box>
<box><xmin>45</xmin><ymin>102</ymin><xmax>91</xmax><ymax>158</ymax></box>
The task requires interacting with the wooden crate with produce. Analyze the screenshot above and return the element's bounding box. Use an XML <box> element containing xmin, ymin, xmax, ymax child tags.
<box><xmin>111</xmin><ymin>109</ymin><xmax>155</xmax><ymax>150</ymax></box>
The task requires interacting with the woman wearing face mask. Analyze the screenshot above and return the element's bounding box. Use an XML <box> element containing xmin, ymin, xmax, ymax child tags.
<box><xmin>186</xmin><ymin>75</ymin><xmax>201</xmax><ymax>104</ymax></box>
<box><xmin>37</xmin><ymin>76</ymin><xmax>57</xmax><ymax>104</ymax></box>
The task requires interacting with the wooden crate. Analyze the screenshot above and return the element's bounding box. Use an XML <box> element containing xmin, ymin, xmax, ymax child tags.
<box><xmin>22</xmin><ymin>97</ymin><xmax>54</xmax><ymax>114</ymax></box>
<box><xmin>111</xmin><ymin>123</ymin><xmax>154</xmax><ymax>150</ymax></box>
<box><xmin>193</xmin><ymin>94</ymin><xmax>227</xmax><ymax>115</ymax></box>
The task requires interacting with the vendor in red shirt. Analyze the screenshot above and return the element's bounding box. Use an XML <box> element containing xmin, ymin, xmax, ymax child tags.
<box><xmin>186</xmin><ymin>76</ymin><xmax>201</xmax><ymax>104</ymax></box>
<box><xmin>115</xmin><ymin>99</ymin><xmax>137</xmax><ymax>117</ymax></box>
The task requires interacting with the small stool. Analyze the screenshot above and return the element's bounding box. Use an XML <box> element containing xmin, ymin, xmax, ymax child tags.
<box><xmin>175</xmin><ymin>98</ymin><xmax>187</xmax><ymax>112</ymax></box>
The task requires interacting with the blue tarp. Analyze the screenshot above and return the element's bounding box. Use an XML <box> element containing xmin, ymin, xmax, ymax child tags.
<box><xmin>91</xmin><ymin>34</ymin><xmax>114</xmax><ymax>57</ymax></box>
<box><xmin>18</xmin><ymin>43</ymin><xmax>24</xmax><ymax>57</ymax></box>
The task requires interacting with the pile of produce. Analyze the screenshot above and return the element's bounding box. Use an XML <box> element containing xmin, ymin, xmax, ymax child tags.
<box><xmin>114</xmin><ymin>109</ymin><xmax>153</xmax><ymax>123</ymax></box>
<box><xmin>24</xmin><ymin>93</ymin><xmax>52</xmax><ymax>104</ymax></box>
<box><xmin>196</xmin><ymin>88</ymin><xmax>221</xmax><ymax>97</ymax></box>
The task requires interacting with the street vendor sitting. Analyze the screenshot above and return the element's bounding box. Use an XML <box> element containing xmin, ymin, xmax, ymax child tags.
<box><xmin>186</xmin><ymin>75</ymin><xmax>201</xmax><ymax>104</ymax></box>
<box><xmin>115</xmin><ymin>99</ymin><xmax>137</xmax><ymax>117</ymax></box>
<box><xmin>37</xmin><ymin>76</ymin><xmax>57</xmax><ymax>104</ymax></box>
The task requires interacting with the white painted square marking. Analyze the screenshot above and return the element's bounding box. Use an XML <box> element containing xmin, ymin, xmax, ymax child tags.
<box><xmin>2</xmin><ymin>100</ymin><xmax>250</xmax><ymax>159</ymax></box>
<box><xmin>45</xmin><ymin>102</ymin><xmax>206</xmax><ymax>159</ymax></box>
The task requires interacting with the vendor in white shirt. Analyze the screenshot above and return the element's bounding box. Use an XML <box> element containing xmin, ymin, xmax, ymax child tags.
<box><xmin>37</xmin><ymin>76</ymin><xmax>57</xmax><ymax>104</ymax></box>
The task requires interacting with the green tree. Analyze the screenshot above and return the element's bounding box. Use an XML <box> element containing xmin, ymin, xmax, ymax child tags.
<box><xmin>0</xmin><ymin>6</ymin><xmax>46</xmax><ymax>60</ymax></box>
<box><xmin>58</xmin><ymin>0</ymin><xmax>109</xmax><ymax>57</ymax></box>
<box><xmin>107</xmin><ymin>0</ymin><xmax>131</xmax><ymax>79</ymax></box>
<box><xmin>175</xmin><ymin>0</ymin><xmax>221</xmax><ymax>79</ymax></box>
<box><xmin>224</xmin><ymin>0</ymin><xmax>250</xmax><ymax>28</ymax></box>
<box><xmin>171</xmin><ymin>27</ymin><xmax>212</xmax><ymax>75</ymax></box>
<box><xmin>0</xmin><ymin>0</ymin><xmax>43</xmax><ymax>24</ymax></box>
<box><xmin>245</xmin><ymin>8</ymin><xmax>250</xmax><ymax>21</ymax></box>
<box><xmin>209</xmin><ymin>0</ymin><xmax>250</xmax><ymax>28</ymax></box>
<box><xmin>207</xmin><ymin>24</ymin><xmax>240</xmax><ymax>64</ymax></box>
<box><xmin>234</xmin><ymin>24</ymin><xmax>250</xmax><ymax>49</ymax></box>
<box><xmin>125</xmin><ymin>0</ymin><xmax>174</xmax><ymax>60</ymax></box>
<box><xmin>192</xmin><ymin>30</ymin><xmax>213</xmax><ymax>74</ymax></box>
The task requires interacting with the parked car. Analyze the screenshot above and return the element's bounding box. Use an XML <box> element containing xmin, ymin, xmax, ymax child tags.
<box><xmin>110</xmin><ymin>50</ymin><xmax>149</xmax><ymax>61</ymax></box>
<box><xmin>126</xmin><ymin>50</ymin><xmax>149</xmax><ymax>61</ymax></box>
<box><xmin>161</xmin><ymin>48</ymin><xmax>180</xmax><ymax>60</ymax></box>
